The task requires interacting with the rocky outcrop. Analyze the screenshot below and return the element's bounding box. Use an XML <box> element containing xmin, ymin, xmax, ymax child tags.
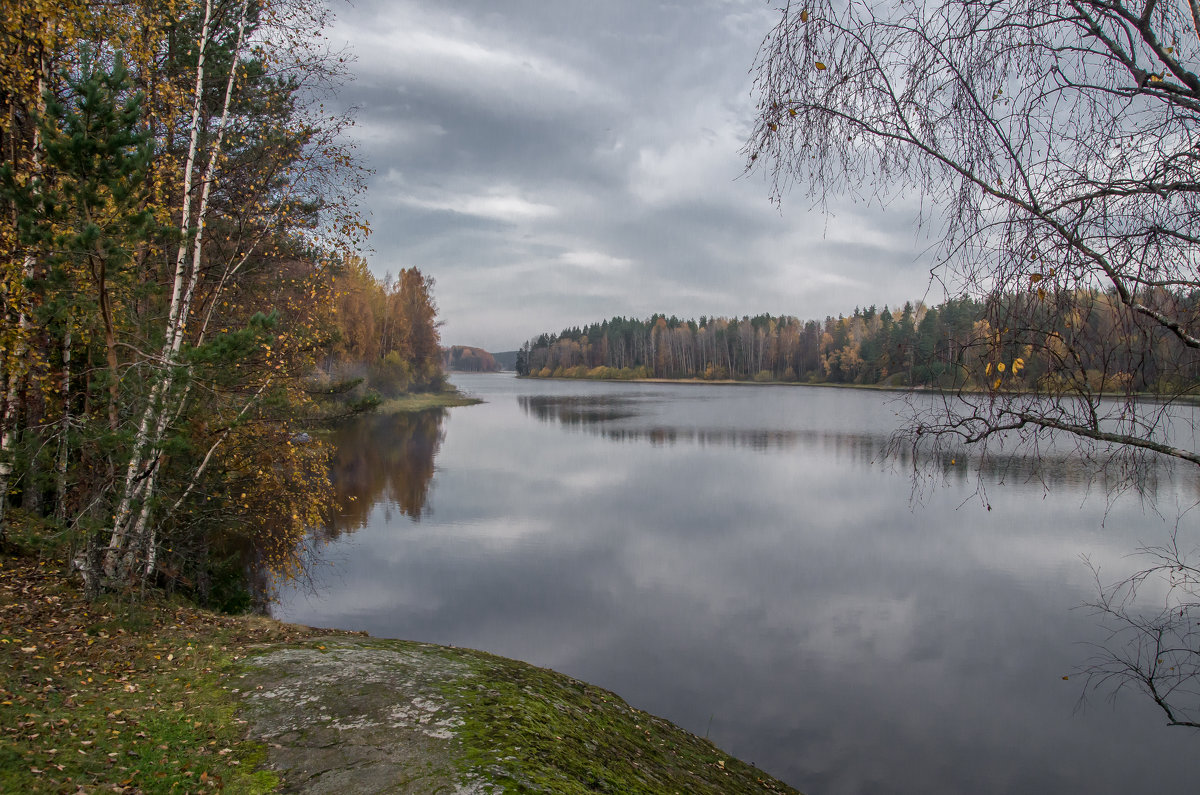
<box><xmin>236</xmin><ymin>637</ymin><xmax>800</xmax><ymax>794</ymax></box>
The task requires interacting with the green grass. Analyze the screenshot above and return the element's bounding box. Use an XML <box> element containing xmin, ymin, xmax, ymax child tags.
<box><xmin>1</xmin><ymin>547</ymin><xmax>798</xmax><ymax>794</ymax></box>
<box><xmin>376</xmin><ymin>388</ymin><xmax>482</xmax><ymax>413</ymax></box>
<box><xmin>0</xmin><ymin>553</ymin><xmax>316</xmax><ymax>793</ymax></box>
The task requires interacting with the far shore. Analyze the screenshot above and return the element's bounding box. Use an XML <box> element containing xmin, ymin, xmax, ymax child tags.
<box><xmin>518</xmin><ymin>373</ymin><xmax>922</xmax><ymax>394</ymax></box>
<box><xmin>514</xmin><ymin>373</ymin><xmax>1195</xmax><ymax>402</ymax></box>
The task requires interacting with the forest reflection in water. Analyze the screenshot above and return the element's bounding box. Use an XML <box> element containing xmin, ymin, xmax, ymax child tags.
<box><xmin>322</xmin><ymin>408</ymin><xmax>446</xmax><ymax>536</ymax></box>
<box><xmin>313</xmin><ymin>394</ymin><xmax>1193</xmax><ymax>537</ymax></box>
<box><xmin>516</xmin><ymin>392</ymin><xmax>1190</xmax><ymax>498</ymax></box>
<box><xmin>278</xmin><ymin>374</ymin><xmax>1200</xmax><ymax>794</ymax></box>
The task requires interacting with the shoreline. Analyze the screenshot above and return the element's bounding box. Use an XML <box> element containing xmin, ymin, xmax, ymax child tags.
<box><xmin>242</xmin><ymin>633</ymin><xmax>801</xmax><ymax>794</ymax></box>
<box><xmin>0</xmin><ymin>552</ymin><xmax>798</xmax><ymax>793</ymax></box>
<box><xmin>375</xmin><ymin>387</ymin><xmax>483</xmax><ymax>413</ymax></box>
<box><xmin>520</xmin><ymin>373</ymin><xmax>921</xmax><ymax>394</ymax></box>
<box><xmin>516</xmin><ymin>374</ymin><xmax>1199</xmax><ymax>403</ymax></box>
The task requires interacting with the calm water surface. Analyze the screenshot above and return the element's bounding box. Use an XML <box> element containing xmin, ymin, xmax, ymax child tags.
<box><xmin>274</xmin><ymin>373</ymin><xmax>1199</xmax><ymax>793</ymax></box>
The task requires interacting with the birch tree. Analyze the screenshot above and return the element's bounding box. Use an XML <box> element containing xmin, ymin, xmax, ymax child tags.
<box><xmin>0</xmin><ymin>0</ymin><xmax>363</xmax><ymax>599</ymax></box>
<box><xmin>745</xmin><ymin>0</ymin><xmax>1200</xmax><ymax>476</ymax></box>
<box><xmin>99</xmin><ymin>0</ymin><xmax>250</xmax><ymax>582</ymax></box>
<box><xmin>92</xmin><ymin>0</ymin><xmax>363</xmax><ymax>586</ymax></box>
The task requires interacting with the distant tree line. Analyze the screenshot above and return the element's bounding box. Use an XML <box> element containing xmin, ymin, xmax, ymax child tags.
<box><xmin>518</xmin><ymin>291</ymin><xmax>1200</xmax><ymax>391</ymax></box>
<box><xmin>443</xmin><ymin>345</ymin><xmax>499</xmax><ymax>373</ymax></box>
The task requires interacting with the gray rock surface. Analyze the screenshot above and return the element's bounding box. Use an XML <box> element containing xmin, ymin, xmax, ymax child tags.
<box><xmin>238</xmin><ymin>639</ymin><xmax>491</xmax><ymax>794</ymax></box>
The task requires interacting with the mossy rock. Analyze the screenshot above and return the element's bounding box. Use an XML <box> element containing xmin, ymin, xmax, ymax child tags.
<box><xmin>236</xmin><ymin>638</ymin><xmax>800</xmax><ymax>794</ymax></box>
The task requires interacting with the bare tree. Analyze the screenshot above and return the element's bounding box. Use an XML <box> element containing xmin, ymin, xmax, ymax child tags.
<box><xmin>746</xmin><ymin>0</ymin><xmax>1200</xmax><ymax>472</ymax></box>
<box><xmin>746</xmin><ymin>0</ymin><xmax>1200</xmax><ymax>725</ymax></box>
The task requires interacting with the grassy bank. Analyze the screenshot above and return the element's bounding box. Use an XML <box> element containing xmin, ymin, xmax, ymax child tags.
<box><xmin>375</xmin><ymin>387</ymin><xmax>482</xmax><ymax>413</ymax></box>
<box><xmin>0</xmin><ymin>549</ymin><xmax>799</xmax><ymax>794</ymax></box>
<box><xmin>310</xmin><ymin>384</ymin><xmax>483</xmax><ymax>425</ymax></box>
<box><xmin>0</xmin><ymin>551</ymin><xmax>345</xmax><ymax>793</ymax></box>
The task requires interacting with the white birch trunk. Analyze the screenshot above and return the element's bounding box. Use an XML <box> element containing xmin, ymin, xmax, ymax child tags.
<box><xmin>107</xmin><ymin>0</ymin><xmax>250</xmax><ymax>582</ymax></box>
<box><xmin>103</xmin><ymin>0</ymin><xmax>217</xmax><ymax>575</ymax></box>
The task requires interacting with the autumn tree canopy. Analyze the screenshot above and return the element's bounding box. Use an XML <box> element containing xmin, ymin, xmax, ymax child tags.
<box><xmin>0</xmin><ymin>0</ymin><xmax>435</xmax><ymax>604</ymax></box>
<box><xmin>322</xmin><ymin>258</ymin><xmax>443</xmax><ymax>400</ymax></box>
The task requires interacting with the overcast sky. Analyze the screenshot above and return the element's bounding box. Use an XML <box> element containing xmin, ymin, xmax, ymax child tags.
<box><xmin>329</xmin><ymin>0</ymin><xmax>940</xmax><ymax>352</ymax></box>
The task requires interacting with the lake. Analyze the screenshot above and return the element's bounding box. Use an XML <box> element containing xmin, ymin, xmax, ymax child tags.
<box><xmin>273</xmin><ymin>372</ymin><xmax>1199</xmax><ymax>793</ymax></box>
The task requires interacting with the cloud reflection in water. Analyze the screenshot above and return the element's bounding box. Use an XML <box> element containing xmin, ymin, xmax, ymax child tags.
<box><xmin>276</xmin><ymin>375</ymin><xmax>1199</xmax><ymax>794</ymax></box>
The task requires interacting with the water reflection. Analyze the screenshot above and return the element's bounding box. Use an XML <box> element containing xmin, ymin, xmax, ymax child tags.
<box><xmin>520</xmin><ymin>392</ymin><xmax>892</xmax><ymax>455</ymax></box>
<box><xmin>518</xmin><ymin>394</ymin><xmax>645</xmax><ymax>424</ymax></box>
<box><xmin>519</xmin><ymin>389</ymin><xmax>1190</xmax><ymax>497</ymax></box>
<box><xmin>276</xmin><ymin>374</ymin><xmax>1200</xmax><ymax>794</ymax></box>
<box><xmin>323</xmin><ymin>409</ymin><xmax>445</xmax><ymax>534</ymax></box>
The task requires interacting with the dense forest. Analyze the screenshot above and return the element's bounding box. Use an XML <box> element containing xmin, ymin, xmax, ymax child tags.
<box><xmin>319</xmin><ymin>258</ymin><xmax>444</xmax><ymax>406</ymax></box>
<box><xmin>518</xmin><ymin>291</ymin><xmax>1200</xmax><ymax>392</ymax></box>
<box><xmin>0</xmin><ymin>0</ymin><xmax>441</xmax><ymax>605</ymax></box>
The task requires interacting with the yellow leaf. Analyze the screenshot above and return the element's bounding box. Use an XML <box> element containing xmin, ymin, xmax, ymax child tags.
<box><xmin>997</xmin><ymin>362</ymin><xmax>1006</xmax><ymax>372</ymax></box>
<box><xmin>788</xmin><ymin>108</ymin><xmax>797</xmax><ymax>116</ymax></box>
<box><xmin>815</xmin><ymin>62</ymin><xmax>827</xmax><ymax>70</ymax></box>
<box><xmin>985</xmin><ymin>362</ymin><xmax>992</xmax><ymax>375</ymax></box>
<box><xmin>1037</xmin><ymin>287</ymin><xmax>1046</xmax><ymax>301</ymax></box>
<box><xmin>1030</xmin><ymin>273</ymin><xmax>1043</xmax><ymax>284</ymax></box>
<box><xmin>800</xmin><ymin>9</ymin><xmax>809</xmax><ymax>22</ymax></box>
<box><xmin>993</xmin><ymin>378</ymin><xmax>1002</xmax><ymax>390</ymax></box>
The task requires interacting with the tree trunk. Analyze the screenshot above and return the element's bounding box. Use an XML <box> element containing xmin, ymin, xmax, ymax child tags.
<box><xmin>54</xmin><ymin>321</ymin><xmax>71</xmax><ymax>523</ymax></box>
<box><xmin>103</xmin><ymin>0</ymin><xmax>250</xmax><ymax>584</ymax></box>
<box><xmin>0</xmin><ymin>46</ymin><xmax>46</xmax><ymax>540</ymax></box>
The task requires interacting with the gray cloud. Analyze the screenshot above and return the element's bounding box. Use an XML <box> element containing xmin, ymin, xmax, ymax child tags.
<box><xmin>331</xmin><ymin>0</ymin><xmax>937</xmax><ymax>350</ymax></box>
